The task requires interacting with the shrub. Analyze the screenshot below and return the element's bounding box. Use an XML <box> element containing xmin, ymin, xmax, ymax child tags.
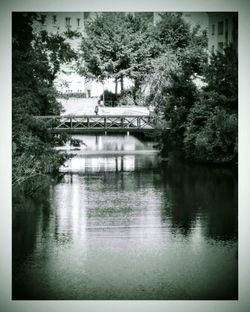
<box><xmin>184</xmin><ymin>101</ymin><xmax>238</xmax><ymax>164</ymax></box>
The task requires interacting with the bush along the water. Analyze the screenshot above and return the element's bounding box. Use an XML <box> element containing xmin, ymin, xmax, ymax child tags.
<box><xmin>184</xmin><ymin>97</ymin><xmax>238</xmax><ymax>164</ymax></box>
<box><xmin>155</xmin><ymin>45</ymin><xmax>237</xmax><ymax>165</ymax></box>
<box><xmin>182</xmin><ymin>47</ymin><xmax>238</xmax><ymax>165</ymax></box>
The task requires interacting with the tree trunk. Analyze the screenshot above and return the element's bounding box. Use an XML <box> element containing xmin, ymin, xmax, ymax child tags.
<box><xmin>102</xmin><ymin>81</ymin><xmax>105</xmax><ymax>106</ymax></box>
<box><xmin>133</xmin><ymin>78</ymin><xmax>140</xmax><ymax>105</ymax></box>
<box><xmin>115</xmin><ymin>77</ymin><xmax>118</xmax><ymax>99</ymax></box>
<box><xmin>120</xmin><ymin>76</ymin><xmax>124</xmax><ymax>94</ymax></box>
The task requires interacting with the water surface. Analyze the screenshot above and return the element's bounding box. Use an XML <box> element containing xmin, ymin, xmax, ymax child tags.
<box><xmin>13</xmin><ymin>134</ymin><xmax>238</xmax><ymax>300</ymax></box>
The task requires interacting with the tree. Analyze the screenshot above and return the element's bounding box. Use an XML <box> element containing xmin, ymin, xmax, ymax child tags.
<box><xmin>77</xmin><ymin>13</ymin><xmax>154</xmax><ymax>102</ymax></box>
<box><xmin>12</xmin><ymin>12</ymin><xmax>76</xmax><ymax>196</ymax></box>
<box><xmin>152</xmin><ymin>13</ymin><xmax>191</xmax><ymax>50</ymax></box>
<box><xmin>183</xmin><ymin>46</ymin><xmax>238</xmax><ymax>164</ymax></box>
<box><xmin>203</xmin><ymin>46</ymin><xmax>238</xmax><ymax>111</ymax></box>
<box><xmin>143</xmin><ymin>13</ymin><xmax>207</xmax><ymax>155</ymax></box>
<box><xmin>150</xmin><ymin>14</ymin><xmax>238</xmax><ymax>165</ymax></box>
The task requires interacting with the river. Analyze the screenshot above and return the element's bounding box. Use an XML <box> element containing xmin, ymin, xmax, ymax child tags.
<box><xmin>12</xmin><ymin>134</ymin><xmax>238</xmax><ymax>300</ymax></box>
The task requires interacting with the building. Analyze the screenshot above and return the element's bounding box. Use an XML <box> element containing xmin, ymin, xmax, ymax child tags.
<box><xmin>182</xmin><ymin>12</ymin><xmax>208</xmax><ymax>31</ymax></box>
<box><xmin>33</xmin><ymin>12</ymin><xmax>97</xmax><ymax>97</ymax></box>
<box><xmin>207</xmin><ymin>12</ymin><xmax>238</xmax><ymax>53</ymax></box>
<box><xmin>33</xmin><ymin>12</ymin><xmax>86</xmax><ymax>48</ymax></box>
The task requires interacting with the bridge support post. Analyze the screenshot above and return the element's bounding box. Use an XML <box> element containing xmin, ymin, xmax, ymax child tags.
<box><xmin>137</xmin><ymin>117</ymin><xmax>141</xmax><ymax>128</ymax></box>
<box><xmin>127</xmin><ymin>131</ymin><xmax>130</xmax><ymax>136</ymax></box>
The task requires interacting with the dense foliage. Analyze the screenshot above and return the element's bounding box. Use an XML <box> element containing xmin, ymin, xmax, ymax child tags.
<box><xmin>79</xmin><ymin>12</ymin><xmax>237</xmax><ymax>164</ymax></box>
<box><xmin>143</xmin><ymin>14</ymin><xmax>237</xmax><ymax>165</ymax></box>
<box><xmin>143</xmin><ymin>14</ymin><xmax>207</xmax><ymax>155</ymax></box>
<box><xmin>78</xmin><ymin>13</ymin><xmax>155</xmax><ymax>102</ymax></box>
<box><xmin>184</xmin><ymin>47</ymin><xmax>238</xmax><ymax>164</ymax></box>
<box><xmin>12</xmin><ymin>13</ymin><xmax>76</xmax><ymax>197</ymax></box>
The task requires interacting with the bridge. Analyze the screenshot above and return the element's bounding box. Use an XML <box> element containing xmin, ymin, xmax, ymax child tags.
<box><xmin>36</xmin><ymin>115</ymin><xmax>156</xmax><ymax>134</ymax></box>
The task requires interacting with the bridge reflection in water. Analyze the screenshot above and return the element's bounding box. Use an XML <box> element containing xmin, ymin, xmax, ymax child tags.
<box><xmin>57</xmin><ymin>134</ymin><xmax>158</xmax><ymax>173</ymax></box>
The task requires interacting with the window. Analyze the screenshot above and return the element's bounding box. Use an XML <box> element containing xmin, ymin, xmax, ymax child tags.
<box><xmin>212</xmin><ymin>24</ymin><xmax>215</xmax><ymax>35</ymax></box>
<box><xmin>53</xmin><ymin>15</ymin><xmax>57</xmax><ymax>24</ymax></box>
<box><xmin>84</xmin><ymin>12</ymin><xmax>90</xmax><ymax>19</ymax></box>
<box><xmin>225</xmin><ymin>18</ymin><xmax>229</xmax><ymax>45</ymax></box>
<box><xmin>77</xmin><ymin>18</ymin><xmax>80</xmax><ymax>26</ymax></box>
<box><xmin>65</xmin><ymin>17</ymin><xmax>71</xmax><ymax>26</ymax></box>
<box><xmin>218</xmin><ymin>42</ymin><xmax>224</xmax><ymax>52</ymax></box>
<box><xmin>218</xmin><ymin>21</ymin><xmax>224</xmax><ymax>35</ymax></box>
<box><xmin>41</xmin><ymin>15</ymin><xmax>46</xmax><ymax>25</ymax></box>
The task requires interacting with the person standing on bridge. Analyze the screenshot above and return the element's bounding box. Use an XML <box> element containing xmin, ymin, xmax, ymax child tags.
<box><xmin>95</xmin><ymin>104</ymin><xmax>99</xmax><ymax>115</ymax></box>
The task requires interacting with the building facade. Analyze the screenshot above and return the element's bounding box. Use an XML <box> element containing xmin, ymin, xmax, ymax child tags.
<box><xmin>182</xmin><ymin>12</ymin><xmax>208</xmax><ymax>32</ymax></box>
<box><xmin>207</xmin><ymin>12</ymin><xmax>238</xmax><ymax>53</ymax></box>
<box><xmin>33</xmin><ymin>12</ymin><xmax>98</xmax><ymax>96</ymax></box>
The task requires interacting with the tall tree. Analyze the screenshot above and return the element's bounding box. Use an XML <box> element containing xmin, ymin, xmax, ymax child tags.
<box><xmin>183</xmin><ymin>46</ymin><xmax>238</xmax><ymax>164</ymax></box>
<box><xmin>12</xmin><ymin>12</ymin><xmax>76</xmax><ymax>196</ymax></box>
<box><xmin>144</xmin><ymin>13</ymin><xmax>208</xmax><ymax>155</ymax></box>
<box><xmin>77</xmin><ymin>13</ymin><xmax>155</xmax><ymax>101</ymax></box>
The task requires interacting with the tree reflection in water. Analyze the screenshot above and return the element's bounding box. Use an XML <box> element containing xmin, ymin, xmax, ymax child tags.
<box><xmin>158</xmin><ymin>161</ymin><xmax>237</xmax><ymax>241</ymax></box>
